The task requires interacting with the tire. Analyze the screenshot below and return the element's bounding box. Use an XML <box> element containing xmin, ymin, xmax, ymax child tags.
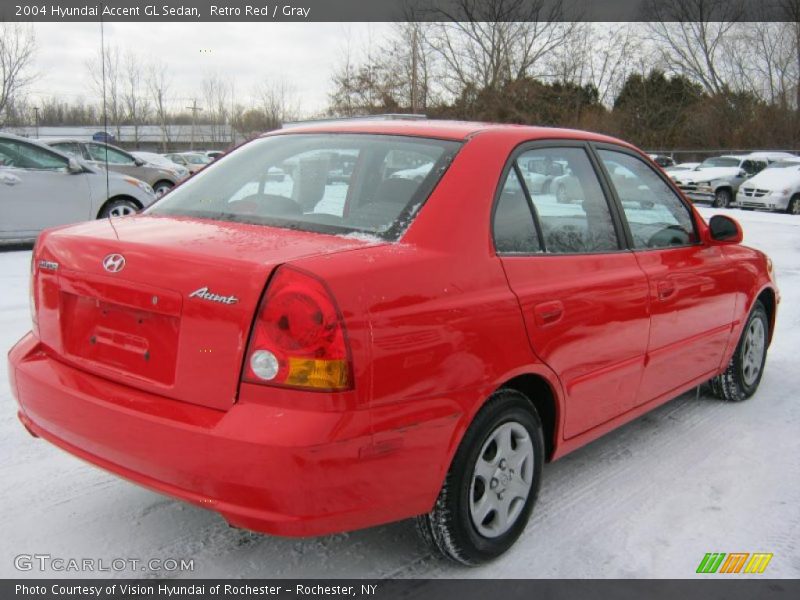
<box><xmin>786</xmin><ymin>194</ymin><xmax>800</xmax><ymax>215</ymax></box>
<box><xmin>709</xmin><ymin>301</ymin><xmax>769</xmax><ymax>402</ymax></box>
<box><xmin>556</xmin><ymin>185</ymin><xmax>569</xmax><ymax>204</ymax></box>
<box><xmin>153</xmin><ymin>181</ymin><xmax>174</xmax><ymax>199</ymax></box>
<box><xmin>416</xmin><ymin>389</ymin><xmax>544</xmax><ymax>565</ymax></box>
<box><xmin>98</xmin><ymin>198</ymin><xmax>140</xmax><ymax>218</ymax></box>
<box><xmin>712</xmin><ymin>188</ymin><xmax>732</xmax><ymax>208</ymax></box>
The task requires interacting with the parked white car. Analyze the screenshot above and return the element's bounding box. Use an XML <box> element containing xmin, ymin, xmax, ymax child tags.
<box><xmin>664</xmin><ymin>162</ymin><xmax>700</xmax><ymax>175</ymax></box>
<box><xmin>0</xmin><ymin>133</ymin><xmax>156</xmax><ymax>245</ymax></box>
<box><xmin>736</xmin><ymin>158</ymin><xmax>800</xmax><ymax>214</ymax></box>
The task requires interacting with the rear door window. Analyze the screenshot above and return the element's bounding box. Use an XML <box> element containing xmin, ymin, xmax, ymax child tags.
<box><xmin>493</xmin><ymin>169</ymin><xmax>541</xmax><ymax>253</ymax></box>
<box><xmin>506</xmin><ymin>147</ymin><xmax>620</xmax><ymax>254</ymax></box>
<box><xmin>87</xmin><ymin>143</ymin><xmax>136</xmax><ymax>165</ymax></box>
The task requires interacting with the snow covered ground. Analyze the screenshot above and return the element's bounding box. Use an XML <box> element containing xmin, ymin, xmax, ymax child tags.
<box><xmin>1</xmin><ymin>207</ymin><xmax>798</xmax><ymax>579</ymax></box>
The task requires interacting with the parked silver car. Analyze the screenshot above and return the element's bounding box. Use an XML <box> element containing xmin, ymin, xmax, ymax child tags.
<box><xmin>0</xmin><ymin>133</ymin><xmax>156</xmax><ymax>245</ymax></box>
<box><xmin>44</xmin><ymin>138</ymin><xmax>181</xmax><ymax>198</ymax></box>
<box><xmin>163</xmin><ymin>152</ymin><xmax>212</xmax><ymax>175</ymax></box>
<box><xmin>131</xmin><ymin>151</ymin><xmax>190</xmax><ymax>181</ymax></box>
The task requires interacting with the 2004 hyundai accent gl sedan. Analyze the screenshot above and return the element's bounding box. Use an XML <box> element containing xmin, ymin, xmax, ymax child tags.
<box><xmin>9</xmin><ymin>120</ymin><xmax>778</xmax><ymax>565</ymax></box>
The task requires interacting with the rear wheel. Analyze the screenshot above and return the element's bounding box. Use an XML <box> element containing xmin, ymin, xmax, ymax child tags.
<box><xmin>98</xmin><ymin>198</ymin><xmax>139</xmax><ymax>218</ymax></box>
<box><xmin>710</xmin><ymin>301</ymin><xmax>769</xmax><ymax>402</ymax></box>
<box><xmin>712</xmin><ymin>188</ymin><xmax>732</xmax><ymax>208</ymax></box>
<box><xmin>787</xmin><ymin>194</ymin><xmax>800</xmax><ymax>215</ymax></box>
<box><xmin>416</xmin><ymin>389</ymin><xmax>544</xmax><ymax>565</ymax></box>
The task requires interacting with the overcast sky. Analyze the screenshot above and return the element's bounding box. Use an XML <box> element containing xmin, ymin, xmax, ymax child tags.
<box><xmin>29</xmin><ymin>22</ymin><xmax>391</xmax><ymax>117</ymax></box>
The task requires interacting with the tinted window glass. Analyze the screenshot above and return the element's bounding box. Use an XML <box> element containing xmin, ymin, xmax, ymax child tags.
<box><xmin>494</xmin><ymin>169</ymin><xmax>540</xmax><ymax>253</ymax></box>
<box><xmin>0</xmin><ymin>140</ymin><xmax>68</xmax><ymax>170</ymax></box>
<box><xmin>149</xmin><ymin>134</ymin><xmax>461</xmax><ymax>240</ymax></box>
<box><xmin>51</xmin><ymin>142</ymin><xmax>85</xmax><ymax>159</ymax></box>
<box><xmin>516</xmin><ymin>147</ymin><xmax>619</xmax><ymax>254</ymax></box>
<box><xmin>87</xmin><ymin>143</ymin><xmax>135</xmax><ymax>165</ymax></box>
<box><xmin>597</xmin><ymin>149</ymin><xmax>696</xmax><ymax>249</ymax></box>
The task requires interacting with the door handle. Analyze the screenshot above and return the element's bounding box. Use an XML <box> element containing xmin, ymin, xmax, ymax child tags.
<box><xmin>1</xmin><ymin>173</ymin><xmax>21</xmax><ymax>186</ymax></box>
<box><xmin>657</xmin><ymin>281</ymin><xmax>676</xmax><ymax>301</ymax></box>
<box><xmin>534</xmin><ymin>300</ymin><xmax>564</xmax><ymax>327</ymax></box>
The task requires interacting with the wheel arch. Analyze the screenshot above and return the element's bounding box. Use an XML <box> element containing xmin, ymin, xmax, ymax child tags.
<box><xmin>95</xmin><ymin>195</ymin><xmax>143</xmax><ymax>219</ymax></box>
<box><xmin>756</xmin><ymin>286</ymin><xmax>777</xmax><ymax>345</ymax></box>
<box><xmin>498</xmin><ymin>373</ymin><xmax>560</xmax><ymax>461</ymax></box>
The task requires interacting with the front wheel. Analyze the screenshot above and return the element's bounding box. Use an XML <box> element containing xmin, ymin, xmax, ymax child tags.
<box><xmin>786</xmin><ymin>194</ymin><xmax>800</xmax><ymax>215</ymax></box>
<box><xmin>153</xmin><ymin>181</ymin><xmax>174</xmax><ymax>199</ymax></box>
<box><xmin>709</xmin><ymin>301</ymin><xmax>769</xmax><ymax>402</ymax></box>
<box><xmin>712</xmin><ymin>188</ymin><xmax>732</xmax><ymax>208</ymax></box>
<box><xmin>416</xmin><ymin>389</ymin><xmax>544</xmax><ymax>565</ymax></box>
<box><xmin>99</xmin><ymin>198</ymin><xmax>139</xmax><ymax>218</ymax></box>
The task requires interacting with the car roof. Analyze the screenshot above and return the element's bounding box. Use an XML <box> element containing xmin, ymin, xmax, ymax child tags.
<box><xmin>42</xmin><ymin>137</ymin><xmax>87</xmax><ymax>144</ymax></box>
<box><xmin>747</xmin><ymin>151</ymin><xmax>796</xmax><ymax>158</ymax></box>
<box><xmin>263</xmin><ymin>119</ymin><xmax>635</xmax><ymax>147</ymax></box>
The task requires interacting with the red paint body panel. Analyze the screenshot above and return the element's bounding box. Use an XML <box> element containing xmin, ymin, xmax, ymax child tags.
<box><xmin>501</xmin><ymin>253</ymin><xmax>650</xmax><ymax>438</ymax></box>
<box><xmin>9</xmin><ymin>120</ymin><xmax>778</xmax><ymax>537</ymax></box>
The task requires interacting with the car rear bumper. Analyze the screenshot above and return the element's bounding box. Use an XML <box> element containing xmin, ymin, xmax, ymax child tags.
<box><xmin>9</xmin><ymin>333</ymin><xmax>453</xmax><ymax>537</ymax></box>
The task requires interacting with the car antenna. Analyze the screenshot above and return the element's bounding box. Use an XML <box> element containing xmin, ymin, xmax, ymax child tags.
<box><xmin>99</xmin><ymin>6</ymin><xmax>114</xmax><ymax>235</ymax></box>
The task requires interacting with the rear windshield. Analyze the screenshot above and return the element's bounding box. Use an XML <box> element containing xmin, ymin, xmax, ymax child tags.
<box><xmin>700</xmin><ymin>157</ymin><xmax>740</xmax><ymax>168</ymax></box>
<box><xmin>148</xmin><ymin>133</ymin><xmax>462</xmax><ymax>240</ymax></box>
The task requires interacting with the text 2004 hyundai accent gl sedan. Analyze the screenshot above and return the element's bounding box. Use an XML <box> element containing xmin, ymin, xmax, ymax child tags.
<box><xmin>9</xmin><ymin>121</ymin><xmax>778</xmax><ymax>564</ymax></box>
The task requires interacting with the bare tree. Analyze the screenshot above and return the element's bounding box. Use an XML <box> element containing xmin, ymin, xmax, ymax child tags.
<box><xmin>549</xmin><ymin>24</ymin><xmax>645</xmax><ymax>107</ymax></box>
<box><xmin>256</xmin><ymin>78</ymin><xmax>299</xmax><ymax>129</ymax></box>
<box><xmin>423</xmin><ymin>0</ymin><xmax>581</xmax><ymax>97</ymax></box>
<box><xmin>202</xmin><ymin>72</ymin><xmax>233</xmax><ymax>144</ymax></box>
<box><xmin>123</xmin><ymin>51</ymin><xmax>151</xmax><ymax>147</ymax></box>
<box><xmin>724</xmin><ymin>22</ymin><xmax>796</xmax><ymax>107</ymax></box>
<box><xmin>87</xmin><ymin>44</ymin><xmax>123</xmax><ymax>139</ymax></box>
<box><xmin>645</xmin><ymin>0</ymin><xmax>745</xmax><ymax>95</ymax></box>
<box><xmin>0</xmin><ymin>23</ymin><xmax>37</xmax><ymax>125</ymax></box>
<box><xmin>146</xmin><ymin>60</ymin><xmax>172</xmax><ymax>152</ymax></box>
<box><xmin>779</xmin><ymin>0</ymin><xmax>800</xmax><ymax>110</ymax></box>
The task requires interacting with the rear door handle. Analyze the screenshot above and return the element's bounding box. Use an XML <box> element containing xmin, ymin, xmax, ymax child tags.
<box><xmin>657</xmin><ymin>281</ymin><xmax>676</xmax><ymax>301</ymax></box>
<box><xmin>534</xmin><ymin>300</ymin><xmax>564</xmax><ymax>327</ymax></box>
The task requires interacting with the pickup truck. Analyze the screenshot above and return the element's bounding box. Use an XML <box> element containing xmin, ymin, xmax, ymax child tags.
<box><xmin>669</xmin><ymin>155</ymin><xmax>767</xmax><ymax>207</ymax></box>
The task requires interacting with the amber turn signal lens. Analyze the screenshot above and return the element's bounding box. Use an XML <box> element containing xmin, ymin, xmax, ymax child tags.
<box><xmin>285</xmin><ymin>358</ymin><xmax>350</xmax><ymax>390</ymax></box>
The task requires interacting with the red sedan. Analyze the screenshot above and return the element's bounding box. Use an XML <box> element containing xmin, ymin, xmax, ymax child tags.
<box><xmin>9</xmin><ymin>120</ymin><xmax>778</xmax><ymax>564</ymax></box>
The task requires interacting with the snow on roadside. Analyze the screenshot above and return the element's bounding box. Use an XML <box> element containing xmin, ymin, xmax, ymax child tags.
<box><xmin>0</xmin><ymin>207</ymin><xmax>798</xmax><ymax>579</ymax></box>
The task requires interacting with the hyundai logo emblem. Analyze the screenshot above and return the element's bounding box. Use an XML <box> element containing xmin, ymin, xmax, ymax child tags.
<box><xmin>102</xmin><ymin>253</ymin><xmax>126</xmax><ymax>273</ymax></box>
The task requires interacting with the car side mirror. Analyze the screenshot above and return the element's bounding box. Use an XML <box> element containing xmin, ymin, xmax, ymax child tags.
<box><xmin>67</xmin><ymin>158</ymin><xmax>84</xmax><ymax>174</ymax></box>
<box><xmin>708</xmin><ymin>214</ymin><xmax>743</xmax><ymax>244</ymax></box>
<box><xmin>134</xmin><ymin>158</ymin><xmax>145</xmax><ymax>166</ymax></box>
<box><xmin>738</xmin><ymin>169</ymin><xmax>747</xmax><ymax>178</ymax></box>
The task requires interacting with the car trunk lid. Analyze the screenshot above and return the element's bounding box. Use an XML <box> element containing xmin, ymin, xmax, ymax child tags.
<box><xmin>34</xmin><ymin>215</ymin><xmax>381</xmax><ymax>411</ymax></box>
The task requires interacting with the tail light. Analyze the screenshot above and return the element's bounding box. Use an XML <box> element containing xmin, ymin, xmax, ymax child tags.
<box><xmin>243</xmin><ymin>266</ymin><xmax>352</xmax><ymax>391</ymax></box>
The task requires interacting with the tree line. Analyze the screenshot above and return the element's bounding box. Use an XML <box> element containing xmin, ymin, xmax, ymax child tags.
<box><xmin>329</xmin><ymin>0</ymin><xmax>800</xmax><ymax>150</ymax></box>
<box><xmin>3</xmin><ymin>0</ymin><xmax>800</xmax><ymax>151</ymax></box>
